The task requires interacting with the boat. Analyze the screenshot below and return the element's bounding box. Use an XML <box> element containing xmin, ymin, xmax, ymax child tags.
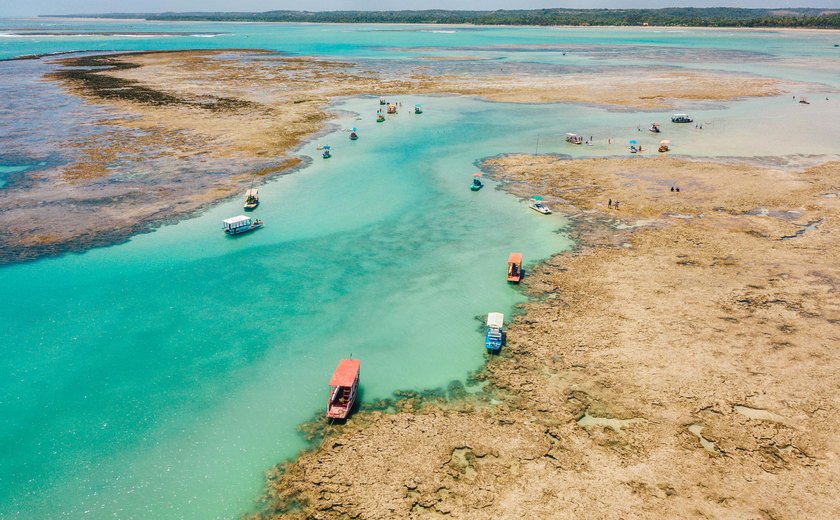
<box><xmin>528</xmin><ymin>196</ymin><xmax>552</xmax><ymax>214</ymax></box>
<box><xmin>507</xmin><ymin>252</ymin><xmax>523</xmax><ymax>283</ymax></box>
<box><xmin>243</xmin><ymin>188</ymin><xmax>259</xmax><ymax>210</ymax></box>
<box><xmin>379</xmin><ymin>96</ymin><xmax>386</xmax><ymax>105</ymax></box>
<box><xmin>322</xmin><ymin>145</ymin><xmax>331</xmax><ymax>159</ymax></box>
<box><xmin>565</xmin><ymin>133</ymin><xmax>583</xmax><ymax>145</ymax></box>
<box><xmin>485</xmin><ymin>312</ymin><xmax>505</xmax><ymax>353</ymax></box>
<box><xmin>326</xmin><ymin>358</ymin><xmax>360</xmax><ymax>420</ymax></box>
<box><xmin>658</xmin><ymin>139</ymin><xmax>670</xmax><ymax>153</ymax></box>
<box><xmin>799</xmin><ymin>97</ymin><xmax>810</xmax><ymax>104</ymax></box>
<box><xmin>629</xmin><ymin>139</ymin><xmax>638</xmax><ymax>153</ymax></box>
<box><xmin>649</xmin><ymin>122</ymin><xmax>661</xmax><ymax>133</ymax></box>
<box><xmin>414</xmin><ymin>104</ymin><xmax>423</xmax><ymax>114</ymax></box>
<box><xmin>387</xmin><ymin>103</ymin><xmax>397</xmax><ymax>114</ymax></box>
<box><xmin>470</xmin><ymin>172</ymin><xmax>483</xmax><ymax>191</ymax></box>
<box><xmin>349</xmin><ymin>127</ymin><xmax>358</xmax><ymax>140</ymax></box>
<box><xmin>671</xmin><ymin>114</ymin><xmax>693</xmax><ymax>123</ymax></box>
<box><xmin>222</xmin><ymin>215</ymin><xmax>263</xmax><ymax>235</ymax></box>
<box><xmin>376</xmin><ymin>114</ymin><xmax>385</xmax><ymax>123</ymax></box>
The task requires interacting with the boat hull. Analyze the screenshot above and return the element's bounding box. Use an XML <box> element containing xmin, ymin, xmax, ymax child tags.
<box><xmin>225</xmin><ymin>223</ymin><xmax>262</xmax><ymax>235</ymax></box>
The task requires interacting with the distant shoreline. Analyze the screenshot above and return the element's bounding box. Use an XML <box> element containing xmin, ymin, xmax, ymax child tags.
<box><xmin>31</xmin><ymin>8</ymin><xmax>840</xmax><ymax>30</ymax></box>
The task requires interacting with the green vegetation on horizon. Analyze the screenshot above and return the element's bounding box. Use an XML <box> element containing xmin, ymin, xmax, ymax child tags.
<box><xmin>48</xmin><ymin>8</ymin><xmax>840</xmax><ymax>28</ymax></box>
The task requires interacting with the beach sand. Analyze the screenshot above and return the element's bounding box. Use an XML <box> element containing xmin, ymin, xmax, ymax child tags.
<box><xmin>254</xmin><ymin>156</ymin><xmax>840</xmax><ymax>518</ymax></box>
<box><xmin>0</xmin><ymin>49</ymin><xmax>788</xmax><ymax>263</ymax></box>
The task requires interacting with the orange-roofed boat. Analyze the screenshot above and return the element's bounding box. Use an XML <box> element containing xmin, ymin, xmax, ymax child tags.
<box><xmin>326</xmin><ymin>358</ymin><xmax>360</xmax><ymax>420</ymax></box>
<box><xmin>507</xmin><ymin>252</ymin><xmax>523</xmax><ymax>283</ymax></box>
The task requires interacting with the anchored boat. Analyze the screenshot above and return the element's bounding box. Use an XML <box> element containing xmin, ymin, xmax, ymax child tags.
<box><xmin>649</xmin><ymin>122</ymin><xmax>661</xmax><ymax>133</ymax></box>
<box><xmin>671</xmin><ymin>114</ymin><xmax>693</xmax><ymax>123</ymax></box>
<box><xmin>243</xmin><ymin>188</ymin><xmax>259</xmax><ymax>210</ymax></box>
<box><xmin>659</xmin><ymin>139</ymin><xmax>670</xmax><ymax>153</ymax></box>
<box><xmin>528</xmin><ymin>196</ymin><xmax>552</xmax><ymax>214</ymax></box>
<box><xmin>485</xmin><ymin>312</ymin><xmax>505</xmax><ymax>353</ymax></box>
<box><xmin>387</xmin><ymin>103</ymin><xmax>397</xmax><ymax>114</ymax></box>
<box><xmin>565</xmin><ymin>133</ymin><xmax>583</xmax><ymax>145</ymax></box>
<box><xmin>414</xmin><ymin>104</ymin><xmax>423</xmax><ymax>114</ymax></box>
<box><xmin>222</xmin><ymin>215</ymin><xmax>263</xmax><ymax>235</ymax></box>
<box><xmin>349</xmin><ymin>127</ymin><xmax>358</xmax><ymax>140</ymax></box>
<box><xmin>471</xmin><ymin>172</ymin><xmax>484</xmax><ymax>191</ymax></box>
<box><xmin>379</xmin><ymin>96</ymin><xmax>386</xmax><ymax>105</ymax></box>
<box><xmin>507</xmin><ymin>252</ymin><xmax>523</xmax><ymax>283</ymax></box>
<box><xmin>629</xmin><ymin>139</ymin><xmax>638</xmax><ymax>153</ymax></box>
<box><xmin>326</xmin><ymin>358</ymin><xmax>360</xmax><ymax>420</ymax></box>
<box><xmin>322</xmin><ymin>145</ymin><xmax>331</xmax><ymax>159</ymax></box>
<box><xmin>376</xmin><ymin>114</ymin><xmax>385</xmax><ymax>123</ymax></box>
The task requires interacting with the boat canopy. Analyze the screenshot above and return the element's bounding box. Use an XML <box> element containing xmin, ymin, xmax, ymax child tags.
<box><xmin>629</xmin><ymin>139</ymin><xmax>637</xmax><ymax>145</ymax></box>
<box><xmin>566</xmin><ymin>133</ymin><xmax>578</xmax><ymax>138</ymax></box>
<box><xmin>673</xmin><ymin>113</ymin><xmax>688</xmax><ymax>118</ymax></box>
<box><xmin>487</xmin><ymin>312</ymin><xmax>504</xmax><ymax>329</ymax></box>
<box><xmin>323</xmin><ymin>145</ymin><xmax>330</xmax><ymax>149</ymax></box>
<box><xmin>531</xmin><ymin>195</ymin><xmax>544</xmax><ymax>201</ymax></box>
<box><xmin>473</xmin><ymin>172</ymin><xmax>482</xmax><ymax>177</ymax></box>
<box><xmin>660</xmin><ymin>140</ymin><xmax>670</xmax><ymax>145</ymax></box>
<box><xmin>508</xmin><ymin>252</ymin><xmax>523</xmax><ymax>264</ymax></box>
<box><xmin>351</xmin><ymin>127</ymin><xmax>357</xmax><ymax>132</ymax></box>
<box><xmin>415</xmin><ymin>104</ymin><xmax>422</xmax><ymax>108</ymax></box>
<box><xmin>329</xmin><ymin>359</ymin><xmax>360</xmax><ymax>387</ymax></box>
<box><xmin>245</xmin><ymin>189</ymin><xmax>258</xmax><ymax>198</ymax></box>
<box><xmin>222</xmin><ymin>215</ymin><xmax>250</xmax><ymax>226</ymax></box>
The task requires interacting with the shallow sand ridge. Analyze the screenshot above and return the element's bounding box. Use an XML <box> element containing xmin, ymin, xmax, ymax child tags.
<box><xmin>255</xmin><ymin>157</ymin><xmax>840</xmax><ymax>518</ymax></box>
<box><xmin>0</xmin><ymin>49</ymin><xmax>789</xmax><ymax>264</ymax></box>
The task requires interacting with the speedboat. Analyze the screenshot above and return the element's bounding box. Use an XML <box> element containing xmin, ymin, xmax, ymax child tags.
<box><xmin>471</xmin><ymin>172</ymin><xmax>483</xmax><ymax>191</ymax></box>
<box><xmin>649</xmin><ymin>123</ymin><xmax>661</xmax><ymax>133</ymax></box>
<box><xmin>528</xmin><ymin>196</ymin><xmax>552</xmax><ymax>214</ymax></box>
<box><xmin>322</xmin><ymin>145</ymin><xmax>331</xmax><ymax>158</ymax></box>
<box><xmin>349</xmin><ymin>127</ymin><xmax>358</xmax><ymax>140</ymax></box>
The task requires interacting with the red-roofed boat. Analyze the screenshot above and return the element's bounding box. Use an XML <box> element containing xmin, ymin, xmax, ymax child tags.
<box><xmin>326</xmin><ymin>359</ymin><xmax>360</xmax><ymax>420</ymax></box>
<box><xmin>507</xmin><ymin>252</ymin><xmax>523</xmax><ymax>283</ymax></box>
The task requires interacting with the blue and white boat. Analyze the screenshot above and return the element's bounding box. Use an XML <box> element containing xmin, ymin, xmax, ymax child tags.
<box><xmin>322</xmin><ymin>145</ymin><xmax>331</xmax><ymax>158</ymax></box>
<box><xmin>485</xmin><ymin>312</ymin><xmax>504</xmax><ymax>353</ymax></box>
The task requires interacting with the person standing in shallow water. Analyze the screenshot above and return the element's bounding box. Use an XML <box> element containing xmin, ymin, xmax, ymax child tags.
<box><xmin>608</xmin><ymin>198</ymin><xmax>612</xmax><ymax>208</ymax></box>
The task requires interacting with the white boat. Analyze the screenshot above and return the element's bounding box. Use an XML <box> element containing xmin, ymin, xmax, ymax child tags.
<box><xmin>528</xmin><ymin>196</ymin><xmax>552</xmax><ymax>214</ymax></box>
<box><xmin>671</xmin><ymin>113</ymin><xmax>693</xmax><ymax>123</ymax></box>
<box><xmin>565</xmin><ymin>133</ymin><xmax>583</xmax><ymax>145</ymax></box>
<box><xmin>485</xmin><ymin>312</ymin><xmax>504</xmax><ymax>353</ymax></box>
<box><xmin>243</xmin><ymin>188</ymin><xmax>259</xmax><ymax>210</ymax></box>
<box><xmin>222</xmin><ymin>215</ymin><xmax>263</xmax><ymax>235</ymax></box>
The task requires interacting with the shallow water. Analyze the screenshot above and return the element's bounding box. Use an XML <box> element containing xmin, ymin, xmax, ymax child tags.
<box><xmin>0</xmin><ymin>95</ymin><xmax>571</xmax><ymax>519</ymax></box>
<box><xmin>1</xmin><ymin>20</ymin><xmax>839</xmax><ymax>520</ymax></box>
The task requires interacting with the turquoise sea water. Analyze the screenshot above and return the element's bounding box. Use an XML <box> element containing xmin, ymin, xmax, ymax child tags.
<box><xmin>1</xmin><ymin>19</ymin><xmax>840</xmax><ymax>520</ymax></box>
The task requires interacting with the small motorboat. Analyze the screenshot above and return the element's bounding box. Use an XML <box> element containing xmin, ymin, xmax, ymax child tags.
<box><xmin>326</xmin><ymin>358</ymin><xmax>360</xmax><ymax>420</ymax></box>
<box><xmin>671</xmin><ymin>113</ymin><xmax>693</xmax><ymax>123</ymax></box>
<box><xmin>528</xmin><ymin>196</ymin><xmax>552</xmax><ymax>214</ymax></box>
<box><xmin>222</xmin><ymin>215</ymin><xmax>263</xmax><ymax>235</ymax></box>
<box><xmin>349</xmin><ymin>127</ymin><xmax>358</xmax><ymax>140</ymax></box>
<box><xmin>414</xmin><ymin>104</ymin><xmax>423</xmax><ymax>114</ymax></box>
<box><xmin>470</xmin><ymin>172</ymin><xmax>483</xmax><ymax>191</ymax></box>
<box><xmin>387</xmin><ymin>103</ymin><xmax>397</xmax><ymax>114</ymax></box>
<box><xmin>507</xmin><ymin>252</ymin><xmax>523</xmax><ymax>283</ymax></box>
<box><xmin>376</xmin><ymin>114</ymin><xmax>385</xmax><ymax>123</ymax></box>
<box><xmin>565</xmin><ymin>132</ymin><xmax>583</xmax><ymax>145</ymax></box>
<box><xmin>799</xmin><ymin>97</ymin><xmax>810</xmax><ymax>104</ymax></box>
<box><xmin>629</xmin><ymin>139</ymin><xmax>638</xmax><ymax>154</ymax></box>
<box><xmin>658</xmin><ymin>139</ymin><xmax>670</xmax><ymax>153</ymax></box>
<box><xmin>649</xmin><ymin>123</ymin><xmax>661</xmax><ymax>133</ymax></box>
<box><xmin>485</xmin><ymin>312</ymin><xmax>504</xmax><ymax>353</ymax></box>
<box><xmin>379</xmin><ymin>96</ymin><xmax>386</xmax><ymax>105</ymax></box>
<box><xmin>322</xmin><ymin>145</ymin><xmax>331</xmax><ymax>159</ymax></box>
<box><xmin>243</xmin><ymin>188</ymin><xmax>259</xmax><ymax>210</ymax></box>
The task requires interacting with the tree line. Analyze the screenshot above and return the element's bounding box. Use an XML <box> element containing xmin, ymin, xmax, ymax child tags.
<box><xmin>52</xmin><ymin>8</ymin><xmax>840</xmax><ymax>29</ymax></box>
